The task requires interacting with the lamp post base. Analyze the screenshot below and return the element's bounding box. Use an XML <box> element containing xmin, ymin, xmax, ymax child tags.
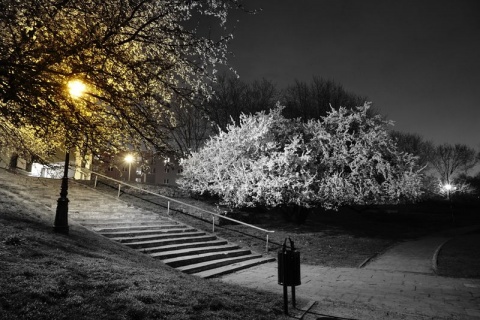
<box><xmin>54</xmin><ymin>197</ymin><xmax>69</xmax><ymax>234</ymax></box>
<box><xmin>53</xmin><ymin>225</ymin><xmax>69</xmax><ymax>234</ymax></box>
<box><xmin>54</xmin><ymin>150</ymin><xmax>70</xmax><ymax>234</ymax></box>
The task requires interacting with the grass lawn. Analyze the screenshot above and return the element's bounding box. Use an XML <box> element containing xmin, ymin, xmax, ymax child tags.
<box><xmin>0</xmin><ymin>191</ymin><xmax>287</xmax><ymax>320</ymax></box>
<box><xmin>436</xmin><ymin>229</ymin><xmax>480</xmax><ymax>279</ymax></box>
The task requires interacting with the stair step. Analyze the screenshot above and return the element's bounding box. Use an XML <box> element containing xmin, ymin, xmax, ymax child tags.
<box><xmin>137</xmin><ymin>239</ymin><xmax>229</xmax><ymax>254</ymax></box>
<box><xmin>150</xmin><ymin>244</ymin><xmax>240</xmax><ymax>260</ymax></box>
<box><xmin>125</xmin><ymin>234</ymin><xmax>218</xmax><ymax>249</ymax></box>
<box><xmin>79</xmin><ymin>216</ymin><xmax>163</xmax><ymax>221</ymax></box>
<box><xmin>110</xmin><ymin>231</ymin><xmax>206</xmax><ymax>243</ymax></box>
<box><xmin>73</xmin><ymin>210</ymin><xmax>134</xmax><ymax>213</ymax></box>
<box><xmin>91</xmin><ymin>224</ymin><xmax>181</xmax><ymax>232</ymax></box>
<box><xmin>193</xmin><ymin>257</ymin><xmax>276</xmax><ymax>278</ymax></box>
<box><xmin>161</xmin><ymin>248</ymin><xmax>250</xmax><ymax>267</ymax></box>
<box><xmin>177</xmin><ymin>254</ymin><xmax>263</xmax><ymax>274</ymax></box>
<box><xmin>78</xmin><ymin>219</ymin><xmax>167</xmax><ymax>227</ymax></box>
<box><xmin>100</xmin><ymin>227</ymin><xmax>195</xmax><ymax>238</ymax></box>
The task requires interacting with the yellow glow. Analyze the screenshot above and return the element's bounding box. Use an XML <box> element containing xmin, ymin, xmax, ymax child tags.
<box><xmin>444</xmin><ymin>183</ymin><xmax>453</xmax><ymax>191</ymax></box>
<box><xmin>67</xmin><ymin>80</ymin><xmax>86</xmax><ymax>98</ymax></box>
<box><xmin>125</xmin><ymin>154</ymin><xmax>134</xmax><ymax>163</ymax></box>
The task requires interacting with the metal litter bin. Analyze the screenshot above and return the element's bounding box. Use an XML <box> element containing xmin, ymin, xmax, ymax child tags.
<box><xmin>278</xmin><ymin>237</ymin><xmax>301</xmax><ymax>314</ymax></box>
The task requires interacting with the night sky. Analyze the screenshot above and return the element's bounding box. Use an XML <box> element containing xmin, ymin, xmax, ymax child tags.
<box><xmin>227</xmin><ymin>0</ymin><xmax>480</xmax><ymax>149</ymax></box>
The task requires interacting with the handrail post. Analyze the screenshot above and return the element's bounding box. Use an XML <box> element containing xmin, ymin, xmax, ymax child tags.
<box><xmin>117</xmin><ymin>184</ymin><xmax>121</xmax><ymax>197</ymax></box>
<box><xmin>266</xmin><ymin>234</ymin><xmax>269</xmax><ymax>253</ymax></box>
<box><xmin>167</xmin><ymin>201</ymin><xmax>170</xmax><ymax>215</ymax></box>
<box><xmin>212</xmin><ymin>215</ymin><xmax>215</xmax><ymax>233</ymax></box>
<box><xmin>94</xmin><ymin>174</ymin><xmax>98</xmax><ymax>188</ymax></box>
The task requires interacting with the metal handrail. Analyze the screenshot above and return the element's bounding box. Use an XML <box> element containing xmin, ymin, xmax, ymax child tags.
<box><xmin>89</xmin><ymin>171</ymin><xmax>274</xmax><ymax>252</ymax></box>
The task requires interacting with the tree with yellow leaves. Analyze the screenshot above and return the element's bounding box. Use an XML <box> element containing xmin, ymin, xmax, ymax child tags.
<box><xmin>0</xmin><ymin>0</ymin><xmax>241</xmax><ymax>163</ymax></box>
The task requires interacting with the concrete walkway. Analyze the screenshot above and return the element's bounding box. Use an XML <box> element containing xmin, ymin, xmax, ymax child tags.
<box><xmin>362</xmin><ymin>236</ymin><xmax>449</xmax><ymax>274</ymax></box>
<box><xmin>218</xmin><ymin>232</ymin><xmax>480</xmax><ymax>320</ymax></box>
<box><xmin>363</xmin><ymin>226</ymin><xmax>479</xmax><ymax>274</ymax></box>
<box><xmin>219</xmin><ymin>262</ymin><xmax>480</xmax><ymax>319</ymax></box>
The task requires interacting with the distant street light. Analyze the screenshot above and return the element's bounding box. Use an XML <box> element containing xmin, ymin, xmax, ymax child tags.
<box><xmin>54</xmin><ymin>79</ymin><xmax>86</xmax><ymax>235</ymax></box>
<box><xmin>444</xmin><ymin>183</ymin><xmax>453</xmax><ymax>200</ymax></box>
<box><xmin>125</xmin><ymin>154</ymin><xmax>134</xmax><ymax>182</ymax></box>
<box><xmin>443</xmin><ymin>182</ymin><xmax>456</xmax><ymax>223</ymax></box>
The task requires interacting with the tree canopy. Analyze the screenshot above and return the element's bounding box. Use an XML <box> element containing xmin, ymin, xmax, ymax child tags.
<box><xmin>0</xmin><ymin>0</ymin><xmax>239</xmax><ymax>162</ymax></box>
<box><xmin>180</xmin><ymin>103</ymin><xmax>423</xmax><ymax>211</ymax></box>
<box><xmin>389</xmin><ymin>130</ymin><xmax>434</xmax><ymax>170</ymax></box>
<box><xmin>283</xmin><ymin>76</ymin><xmax>371</xmax><ymax>121</ymax></box>
<box><xmin>429</xmin><ymin>143</ymin><xmax>479</xmax><ymax>185</ymax></box>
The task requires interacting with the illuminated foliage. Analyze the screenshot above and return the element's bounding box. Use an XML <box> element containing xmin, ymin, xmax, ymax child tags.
<box><xmin>180</xmin><ymin>103</ymin><xmax>423</xmax><ymax>210</ymax></box>
<box><xmin>0</xmin><ymin>0</ymin><xmax>239</xmax><ymax>161</ymax></box>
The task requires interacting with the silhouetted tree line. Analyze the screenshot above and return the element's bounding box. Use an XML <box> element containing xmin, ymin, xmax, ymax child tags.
<box><xmin>390</xmin><ymin>131</ymin><xmax>480</xmax><ymax>199</ymax></box>
<box><xmin>203</xmin><ymin>73</ymin><xmax>370</xmax><ymax>132</ymax></box>
<box><xmin>282</xmin><ymin>77</ymin><xmax>369</xmax><ymax>121</ymax></box>
<box><xmin>167</xmin><ymin>73</ymin><xmax>373</xmax><ymax>155</ymax></box>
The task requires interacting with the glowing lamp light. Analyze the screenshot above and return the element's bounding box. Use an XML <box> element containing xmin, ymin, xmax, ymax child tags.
<box><xmin>444</xmin><ymin>183</ymin><xmax>453</xmax><ymax>191</ymax></box>
<box><xmin>125</xmin><ymin>154</ymin><xmax>134</xmax><ymax>163</ymax></box>
<box><xmin>125</xmin><ymin>154</ymin><xmax>134</xmax><ymax>182</ymax></box>
<box><xmin>68</xmin><ymin>79</ymin><xmax>86</xmax><ymax>99</ymax></box>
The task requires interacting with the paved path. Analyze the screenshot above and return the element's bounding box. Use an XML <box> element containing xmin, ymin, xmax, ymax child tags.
<box><xmin>219</xmin><ymin>262</ymin><xmax>480</xmax><ymax>320</ymax></box>
<box><xmin>218</xmin><ymin>231</ymin><xmax>480</xmax><ymax>319</ymax></box>
<box><xmin>363</xmin><ymin>226</ymin><xmax>479</xmax><ymax>275</ymax></box>
<box><xmin>363</xmin><ymin>236</ymin><xmax>449</xmax><ymax>274</ymax></box>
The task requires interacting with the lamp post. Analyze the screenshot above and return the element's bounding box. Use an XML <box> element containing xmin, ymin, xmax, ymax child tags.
<box><xmin>444</xmin><ymin>182</ymin><xmax>456</xmax><ymax>223</ymax></box>
<box><xmin>444</xmin><ymin>183</ymin><xmax>453</xmax><ymax>201</ymax></box>
<box><xmin>53</xmin><ymin>79</ymin><xmax>86</xmax><ymax>234</ymax></box>
<box><xmin>125</xmin><ymin>154</ymin><xmax>134</xmax><ymax>182</ymax></box>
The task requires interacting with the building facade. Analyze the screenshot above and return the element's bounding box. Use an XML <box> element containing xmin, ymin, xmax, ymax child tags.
<box><xmin>93</xmin><ymin>152</ymin><xmax>183</xmax><ymax>186</ymax></box>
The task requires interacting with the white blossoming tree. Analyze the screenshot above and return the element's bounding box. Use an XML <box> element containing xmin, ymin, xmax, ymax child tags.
<box><xmin>180</xmin><ymin>106</ymin><xmax>316</xmax><ymax>208</ymax></box>
<box><xmin>180</xmin><ymin>103</ymin><xmax>423</xmax><ymax>213</ymax></box>
<box><xmin>305</xmin><ymin>105</ymin><xmax>423</xmax><ymax>210</ymax></box>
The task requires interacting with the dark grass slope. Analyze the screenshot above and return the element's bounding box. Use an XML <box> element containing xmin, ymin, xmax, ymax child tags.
<box><xmin>0</xmin><ymin>192</ymin><xmax>287</xmax><ymax>320</ymax></box>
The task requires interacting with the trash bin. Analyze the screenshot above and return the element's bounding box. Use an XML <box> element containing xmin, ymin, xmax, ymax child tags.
<box><xmin>278</xmin><ymin>237</ymin><xmax>301</xmax><ymax>314</ymax></box>
<box><xmin>278</xmin><ymin>237</ymin><xmax>301</xmax><ymax>286</ymax></box>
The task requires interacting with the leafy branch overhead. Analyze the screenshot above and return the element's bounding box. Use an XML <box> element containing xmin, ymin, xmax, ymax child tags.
<box><xmin>0</xmin><ymin>0</ymin><xmax>239</xmax><ymax>160</ymax></box>
<box><xmin>180</xmin><ymin>103</ymin><xmax>424</xmax><ymax>210</ymax></box>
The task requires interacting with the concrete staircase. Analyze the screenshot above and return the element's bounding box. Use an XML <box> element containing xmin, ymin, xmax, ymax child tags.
<box><xmin>1</xmin><ymin>170</ymin><xmax>274</xmax><ymax>278</ymax></box>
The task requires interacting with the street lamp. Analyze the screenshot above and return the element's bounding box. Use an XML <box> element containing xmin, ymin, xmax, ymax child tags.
<box><xmin>53</xmin><ymin>79</ymin><xmax>86</xmax><ymax>234</ymax></box>
<box><xmin>67</xmin><ymin>80</ymin><xmax>86</xmax><ymax>99</ymax></box>
<box><xmin>444</xmin><ymin>183</ymin><xmax>453</xmax><ymax>200</ymax></box>
<box><xmin>125</xmin><ymin>154</ymin><xmax>134</xmax><ymax>182</ymax></box>
<box><xmin>443</xmin><ymin>182</ymin><xmax>456</xmax><ymax>222</ymax></box>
